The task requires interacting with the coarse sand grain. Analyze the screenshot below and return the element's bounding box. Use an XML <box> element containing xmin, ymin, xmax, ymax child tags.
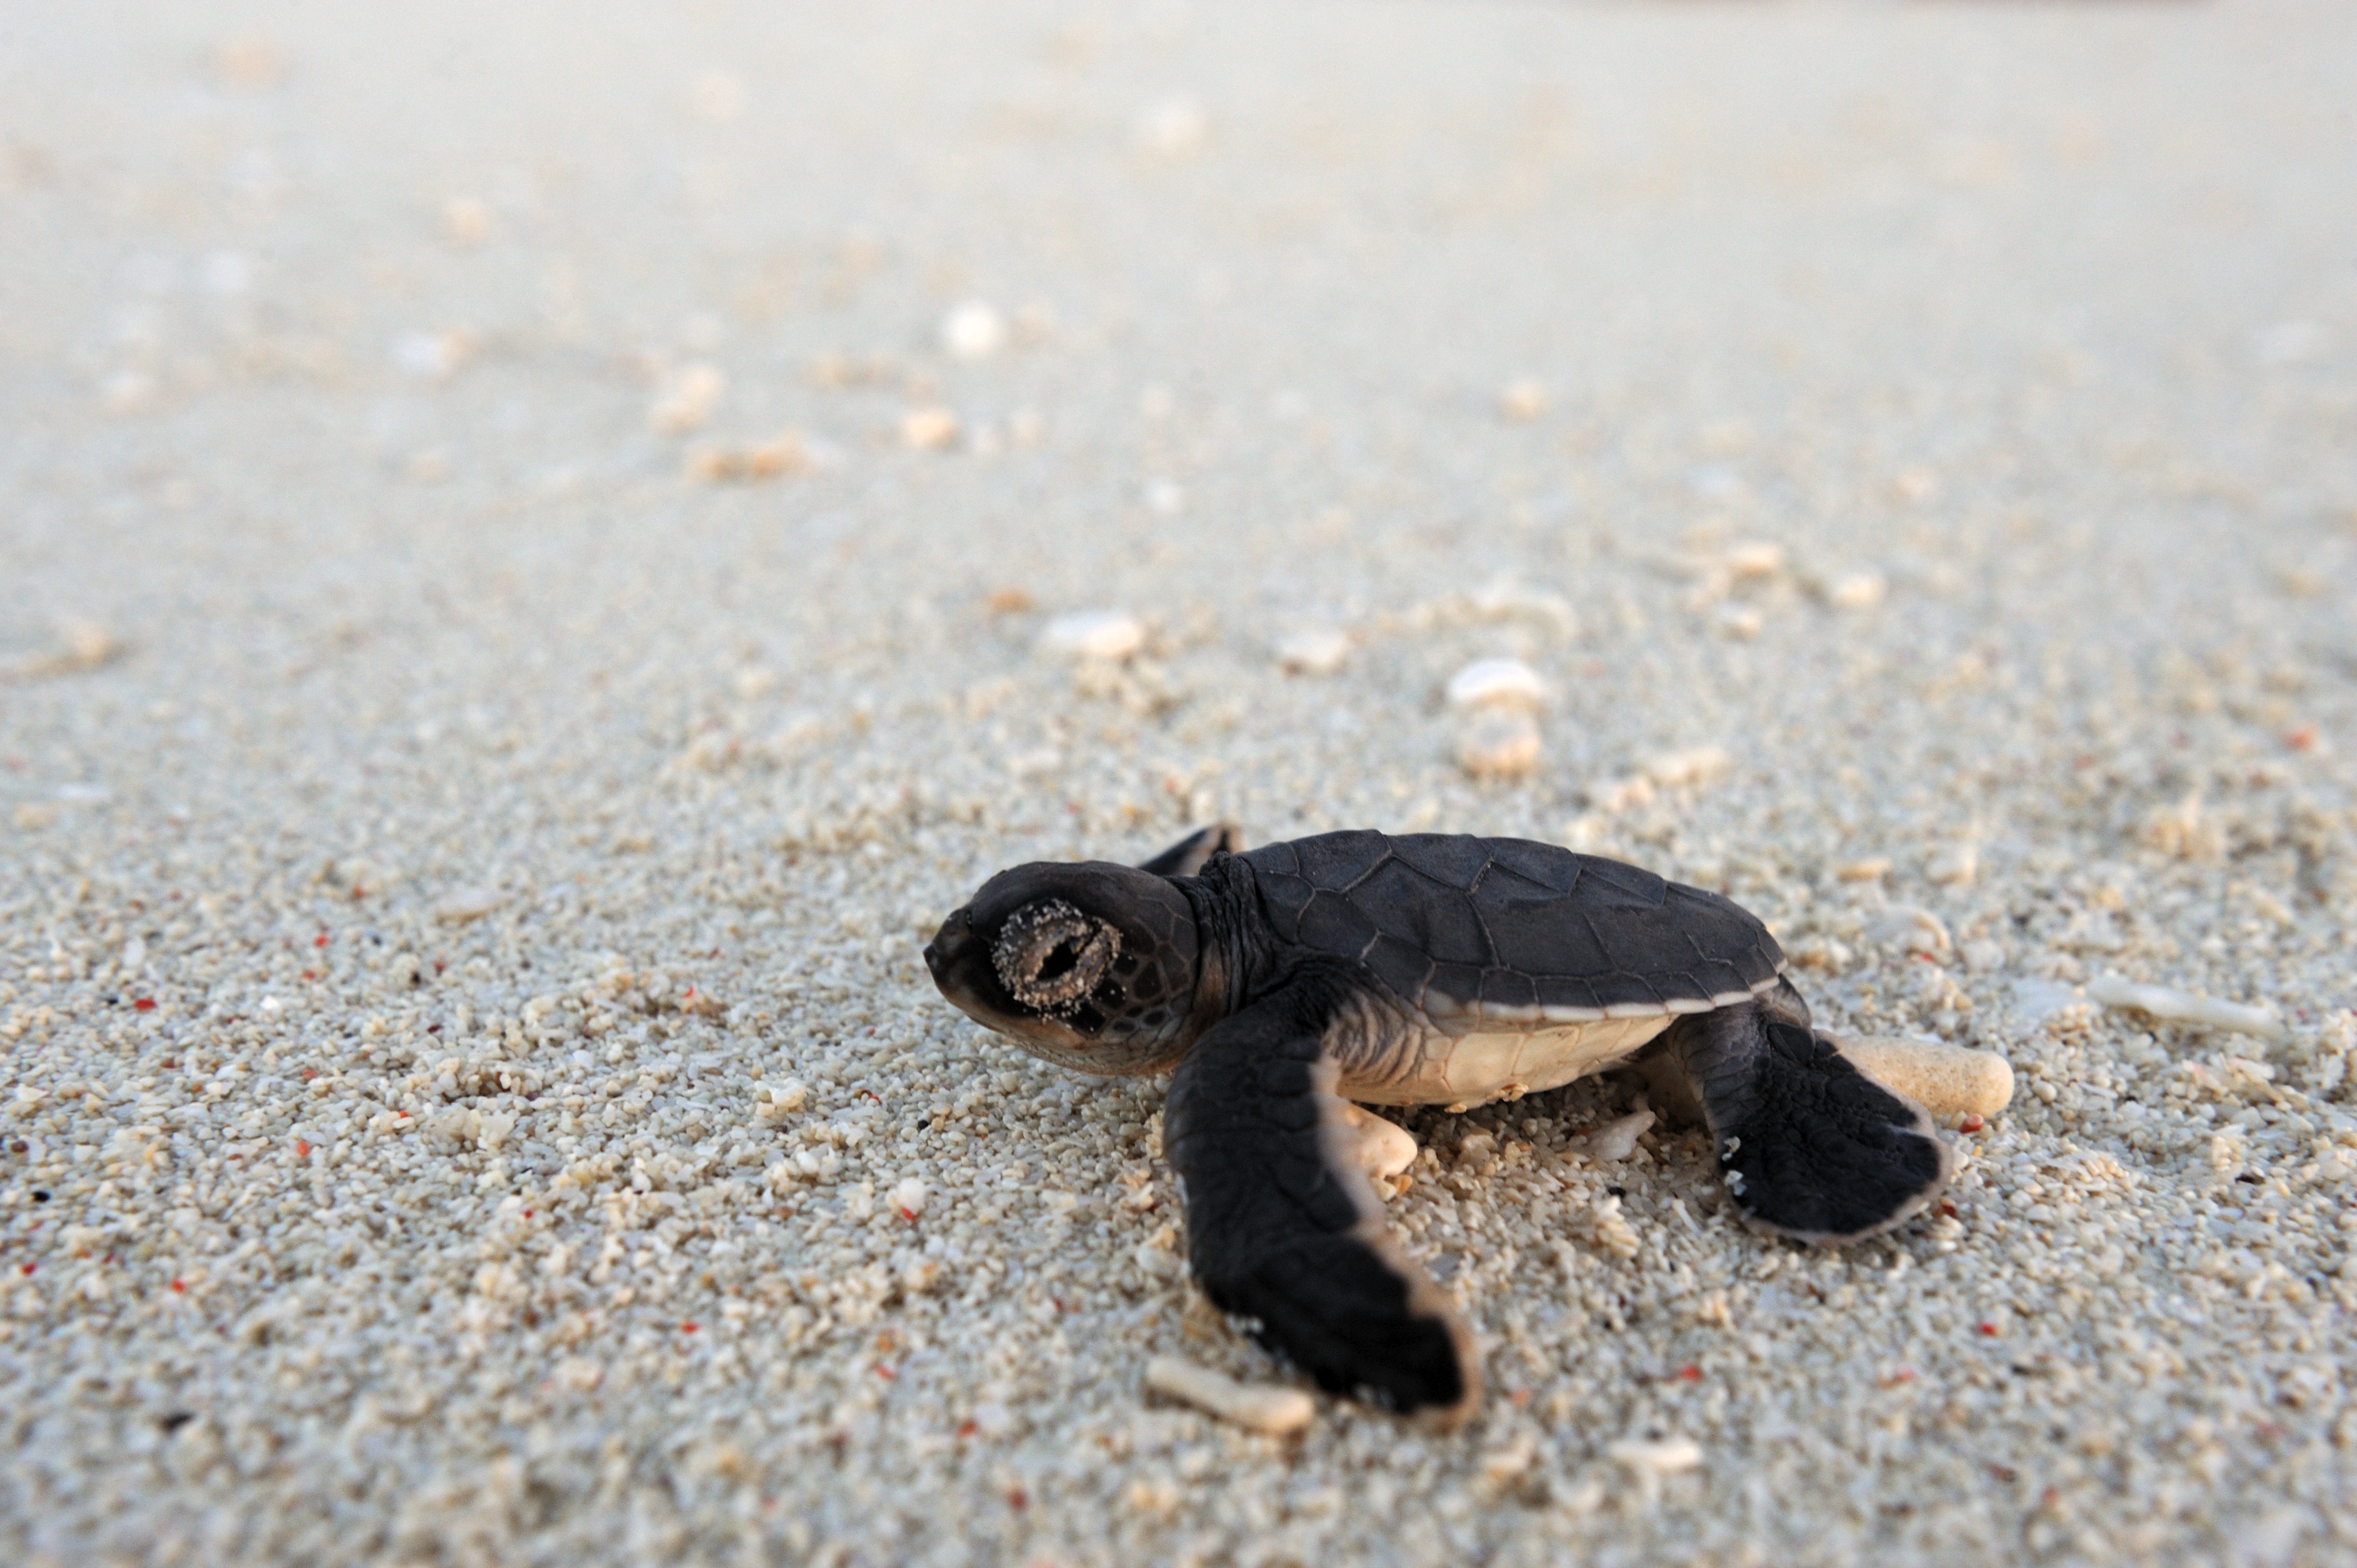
<box><xmin>3</xmin><ymin>3</ymin><xmax>2356</xmax><ymax>1565</ymax></box>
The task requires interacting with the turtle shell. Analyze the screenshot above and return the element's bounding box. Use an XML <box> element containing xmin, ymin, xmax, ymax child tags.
<box><xmin>1237</xmin><ymin>831</ymin><xmax>1782</xmax><ymax>1028</ymax></box>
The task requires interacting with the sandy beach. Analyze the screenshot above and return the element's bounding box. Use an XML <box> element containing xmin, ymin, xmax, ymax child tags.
<box><xmin>3</xmin><ymin>2</ymin><xmax>2354</xmax><ymax>1562</ymax></box>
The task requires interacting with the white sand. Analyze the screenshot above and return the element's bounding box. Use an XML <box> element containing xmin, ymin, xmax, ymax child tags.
<box><xmin>4</xmin><ymin>2</ymin><xmax>2355</xmax><ymax>1563</ymax></box>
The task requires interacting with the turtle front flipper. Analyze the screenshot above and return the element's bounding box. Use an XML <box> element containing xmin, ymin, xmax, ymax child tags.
<box><xmin>1164</xmin><ymin>990</ymin><xmax>1478</xmax><ymax>1427</ymax></box>
<box><xmin>1137</xmin><ymin>824</ymin><xmax>1245</xmax><ymax>879</ymax></box>
<box><xmin>1668</xmin><ymin>993</ymin><xmax>1954</xmax><ymax>1244</ymax></box>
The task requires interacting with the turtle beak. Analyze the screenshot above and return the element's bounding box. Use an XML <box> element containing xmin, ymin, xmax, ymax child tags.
<box><xmin>925</xmin><ymin>907</ymin><xmax>1004</xmax><ymax>1028</ymax></box>
<box><xmin>922</xmin><ymin>907</ymin><xmax>972</xmax><ymax>984</ymax></box>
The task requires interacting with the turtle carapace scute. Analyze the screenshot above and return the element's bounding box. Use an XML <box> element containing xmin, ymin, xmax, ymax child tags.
<box><xmin>923</xmin><ymin>827</ymin><xmax>1953</xmax><ymax>1429</ymax></box>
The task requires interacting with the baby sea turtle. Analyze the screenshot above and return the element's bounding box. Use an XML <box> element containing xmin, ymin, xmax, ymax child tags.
<box><xmin>923</xmin><ymin>827</ymin><xmax>1953</xmax><ymax>1428</ymax></box>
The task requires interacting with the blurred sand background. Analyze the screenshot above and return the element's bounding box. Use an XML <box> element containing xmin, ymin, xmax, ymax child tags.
<box><xmin>3</xmin><ymin>2</ymin><xmax>2356</xmax><ymax>1564</ymax></box>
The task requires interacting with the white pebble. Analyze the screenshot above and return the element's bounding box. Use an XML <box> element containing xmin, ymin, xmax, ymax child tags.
<box><xmin>1136</xmin><ymin>96</ymin><xmax>1207</xmax><ymax>157</ymax></box>
<box><xmin>1868</xmin><ymin>905</ymin><xmax>1952</xmax><ymax>956</ymax></box>
<box><xmin>1133</xmin><ymin>1242</ymin><xmax>1185</xmax><ymax>1282</ymax></box>
<box><xmin>647</xmin><ymin>363</ymin><xmax>725</xmax><ymax>434</ymax></box>
<box><xmin>1716</xmin><ymin>602</ymin><xmax>1764</xmax><ymax>639</ymax></box>
<box><xmin>2087</xmin><ymin>977</ymin><xmax>2287</xmax><ymax>1041</ymax></box>
<box><xmin>4</xmin><ymin>618</ymin><xmax>125</xmax><ymax>682</ymax></box>
<box><xmin>1499</xmin><ymin>378</ymin><xmax>1547</xmax><ymax>422</ymax></box>
<box><xmin>754</xmin><ymin>1080</ymin><xmax>808</xmax><ymax>1122</ymax></box>
<box><xmin>433</xmin><ymin>887</ymin><xmax>508</xmax><ymax>924</ymax></box>
<box><xmin>1558</xmin><ymin>813</ymin><xmax>1607</xmax><ymax>850</ymax></box>
<box><xmin>939</xmin><ymin>301</ymin><xmax>1006</xmax><ymax>360</ymax></box>
<box><xmin>1144</xmin><ymin>1356</ymin><xmax>1314</xmax><ymax>1435</ymax></box>
<box><xmin>1273</xmin><ymin>627</ymin><xmax>1351</xmax><ymax>677</ymax></box>
<box><xmin>1607</xmin><ymin>1436</ymin><xmax>1702</xmax><ymax>1478</ymax></box>
<box><xmin>1586</xmin><ymin>1109</ymin><xmax>1654</xmax><ymax>1162</ymax></box>
<box><xmin>1723</xmin><ymin>541</ymin><xmax>1785</xmax><ymax>578</ymax></box>
<box><xmin>1925</xmin><ymin>843</ymin><xmax>1979</xmax><ymax>885</ymax></box>
<box><xmin>1825</xmin><ymin>569</ymin><xmax>1888</xmax><ymax>610</ymax></box>
<box><xmin>1457</xmin><ymin>713</ymin><xmax>1543</xmax><ymax>780</ymax></box>
<box><xmin>687</xmin><ymin>432</ymin><xmax>813</xmax><ymax>484</ymax></box>
<box><xmin>890</xmin><ymin>1177</ymin><xmax>926</xmax><ymax>1218</ymax></box>
<box><xmin>1640</xmin><ymin>746</ymin><xmax>1731</xmax><ymax>788</ymax></box>
<box><xmin>1480</xmin><ymin>1433</ymin><xmax>1537</xmax><ymax>1484</ymax></box>
<box><xmin>1445</xmin><ymin>657</ymin><xmax>1547</xmax><ymax>710</ymax></box>
<box><xmin>900</xmin><ymin>405</ymin><xmax>960</xmax><ymax>450</ymax></box>
<box><xmin>1464</xmin><ymin>577</ymin><xmax>1578</xmax><ymax>636</ymax></box>
<box><xmin>1038</xmin><ymin>611</ymin><xmax>1145</xmax><ymax>662</ymax></box>
<box><xmin>1836</xmin><ymin>1036</ymin><xmax>2015</xmax><ymax>1118</ymax></box>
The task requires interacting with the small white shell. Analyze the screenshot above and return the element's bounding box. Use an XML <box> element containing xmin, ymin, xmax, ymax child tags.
<box><xmin>1723</xmin><ymin>541</ymin><xmax>1785</xmax><ymax>578</ymax></box>
<box><xmin>1925</xmin><ymin>843</ymin><xmax>1980</xmax><ymax>885</ymax></box>
<box><xmin>1136</xmin><ymin>97</ymin><xmax>1208</xmax><ymax>157</ymax></box>
<box><xmin>939</xmin><ymin>301</ymin><xmax>1006</xmax><ymax>360</ymax></box>
<box><xmin>1640</xmin><ymin>746</ymin><xmax>1731</xmax><ymax>788</ymax></box>
<box><xmin>1835</xmin><ymin>1036</ymin><xmax>2014</xmax><ymax>1119</ymax></box>
<box><xmin>2086</xmin><ymin>977</ymin><xmax>2286</xmax><ymax>1041</ymax></box>
<box><xmin>646</xmin><ymin>362</ymin><xmax>724</xmax><ymax>433</ymax></box>
<box><xmin>1606</xmin><ymin>1436</ymin><xmax>1702</xmax><ymax>1478</ymax></box>
<box><xmin>1445</xmin><ymin>658</ymin><xmax>1547</xmax><ymax>710</ymax></box>
<box><xmin>433</xmin><ymin>887</ymin><xmax>507</xmax><ymax>924</ymax></box>
<box><xmin>1144</xmin><ymin>1355</ymin><xmax>1314</xmax><ymax>1435</ymax></box>
<box><xmin>1133</xmin><ymin>1242</ymin><xmax>1185</xmax><ymax>1282</ymax></box>
<box><xmin>1456</xmin><ymin>713</ymin><xmax>1543</xmax><ymax>779</ymax></box>
<box><xmin>1586</xmin><ymin>1110</ymin><xmax>1654</xmax><ymax>1162</ymax></box>
<box><xmin>1273</xmin><ymin>627</ymin><xmax>1351</xmax><ymax>677</ymax></box>
<box><xmin>1499</xmin><ymin>378</ymin><xmax>1547</xmax><ymax>421</ymax></box>
<box><xmin>1866</xmin><ymin>905</ymin><xmax>1951</xmax><ymax>956</ymax></box>
<box><xmin>1038</xmin><ymin>611</ymin><xmax>1145</xmax><ymax>661</ymax></box>
<box><xmin>1824</xmin><ymin>569</ymin><xmax>1888</xmax><ymax>609</ymax></box>
<box><xmin>900</xmin><ymin>405</ymin><xmax>960</xmax><ymax>450</ymax></box>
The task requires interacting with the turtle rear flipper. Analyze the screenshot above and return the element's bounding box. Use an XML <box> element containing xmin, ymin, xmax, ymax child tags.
<box><xmin>1138</xmin><ymin>823</ymin><xmax>1246</xmax><ymax>879</ymax></box>
<box><xmin>1164</xmin><ymin>989</ymin><xmax>1478</xmax><ymax>1427</ymax></box>
<box><xmin>1668</xmin><ymin>998</ymin><xmax>1953</xmax><ymax>1244</ymax></box>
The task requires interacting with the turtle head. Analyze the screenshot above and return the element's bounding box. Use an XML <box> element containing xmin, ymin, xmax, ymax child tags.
<box><xmin>923</xmin><ymin>861</ymin><xmax>1201</xmax><ymax>1074</ymax></box>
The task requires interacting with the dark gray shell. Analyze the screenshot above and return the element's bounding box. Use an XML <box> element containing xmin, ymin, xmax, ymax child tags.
<box><xmin>1237</xmin><ymin>831</ymin><xmax>1782</xmax><ymax>1026</ymax></box>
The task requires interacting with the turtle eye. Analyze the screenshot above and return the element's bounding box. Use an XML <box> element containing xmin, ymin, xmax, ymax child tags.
<box><xmin>992</xmin><ymin>899</ymin><xmax>1120</xmax><ymax>1015</ymax></box>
